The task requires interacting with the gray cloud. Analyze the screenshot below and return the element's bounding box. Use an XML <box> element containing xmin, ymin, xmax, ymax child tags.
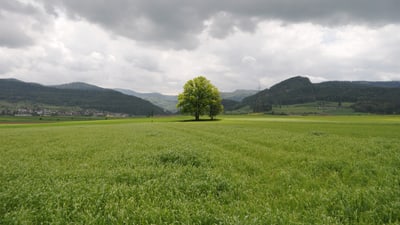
<box><xmin>0</xmin><ymin>21</ymin><xmax>33</xmax><ymax>48</ymax></box>
<box><xmin>1</xmin><ymin>0</ymin><xmax>39</xmax><ymax>15</ymax></box>
<box><xmin>42</xmin><ymin>0</ymin><xmax>207</xmax><ymax>49</ymax></box>
<box><xmin>3</xmin><ymin>0</ymin><xmax>400</xmax><ymax>49</ymax></box>
<box><xmin>1</xmin><ymin>0</ymin><xmax>400</xmax><ymax>93</ymax></box>
<box><xmin>218</xmin><ymin>0</ymin><xmax>400</xmax><ymax>26</ymax></box>
<box><xmin>40</xmin><ymin>0</ymin><xmax>400</xmax><ymax>49</ymax></box>
<box><xmin>0</xmin><ymin>0</ymin><xmax>51</xmax><ymax>48</ymax></box>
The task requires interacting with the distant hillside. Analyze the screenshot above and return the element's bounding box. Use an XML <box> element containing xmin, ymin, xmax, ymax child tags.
<box><xmin>115</xmin><ymin>89</ymin><xmax>178</xmax><ymax>113</ymax></box>
<box><xmin>221</xmin><ymin>89</ymin><xmax>258</xmax><ymax>102</ymax></box>
<box><xmin>115</xmin><ymin>89</ymin><xmax>257</xmax><ymax>113</ymax></box>
<box><xmin>3</xmin><ymin>77</ymin><xmax>398</xmax><ymax>116</ymax></box>
<box><xmin>243</xmin><ymin>76</ymin><xmax>400</xmax><ymax>114</ymax></box>
<box><xmin>0</xmin><ymin>79</ymin><xmax>167</xmax><ymax>116</ymax></box>
<box><xmin>352</xmin><ymin>81</ymin><xmax>400</xmax><ymax>88</ymax></box>
<box><xmin>52</xmin><ymin>82</ymin><xmax>105</xmax><ymax>91</ymax></box>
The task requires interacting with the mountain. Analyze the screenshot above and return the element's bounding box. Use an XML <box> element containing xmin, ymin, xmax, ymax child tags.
<box><xmin>115</xmin><ymin>89</ymin><xmax>178</xmax><ymax>113</ymax></box>
<box><xmin>221</xmin><ymin>89</ymin><xmax>258</xmax><ymax>102</ymax></box>
<box><xmin>241</xmin><ymin>76</ymin><xmax>313</xmax><ymax>109</ymax></box>
<box><xmin>352</xmin><ymin>81</ymin><xmax>400</xmax><ymax>88</ymax></box>
<box><xmin>0</xmin><ymin>79</ymin><xmax>167</xmax><ymax>116</ymax></box>
<box><xmin>52</xmin><ymin>82</ymin><xmax>105</xmax><ymax>91</ymax></box>
<box><xmin>242</xmin><ymin>76</ymin><xmax>400</xmax><ymax>114</ymax></box>
<box><xmin>3</xmin><ymin>77</ymin><xmax>398</xmax><ymax>116</ymax></box>
<box><xmin>114</xmin><ymin>89</ymin><xmax>257</xmax><ymax>113</ymax></box>
<box><xmin>221</xmin><ymin>99</ymin><xmax>241</xmax><ymax>111</ymax></box>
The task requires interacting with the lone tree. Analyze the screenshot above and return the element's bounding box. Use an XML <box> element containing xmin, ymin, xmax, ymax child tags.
<box><xmin>177</xmin><ymin>76</ymin><xmax>223</xmax><ymax>121</ymax></box>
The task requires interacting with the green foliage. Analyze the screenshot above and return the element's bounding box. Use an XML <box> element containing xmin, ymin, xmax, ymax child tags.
<box><xmin>1</xmin><ymin>115</ymin><xmax>400</xmax><ymax>224</ymax></box>
<box><xmin>208</xmin><ymin>87</ymin><xmax>223</xmax><ymax>120</ymax></box>
<box><xmin>177</xmin><ymin>76</ymin><xmax>223</xmax><ymax>120</ymax></box>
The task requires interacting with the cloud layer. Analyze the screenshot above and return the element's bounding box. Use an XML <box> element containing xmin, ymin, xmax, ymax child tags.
<box><xmin>42</xmin><ymin>0</ymin><xmax>400</xmax><ymax>49</ymax></box>
<box><xmin>1</xmin><ymin>0</ymin><xmax>400</xmax><ymax>93</ymax></box>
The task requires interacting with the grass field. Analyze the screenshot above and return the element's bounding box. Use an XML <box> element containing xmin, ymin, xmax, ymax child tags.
<box><xmin>269</xmin><ymin>102</ymin><xmax>356</xmax><ymax>115</ymax></box>
<box><xmin>0</xmin><ymin>116</ymin><xmax>110</xmax><ymax>123</ymax></box>
<box><xmin>1</xmin><ymin>115</ymin><xmax>400</xmax><ymax>224</ymax></box>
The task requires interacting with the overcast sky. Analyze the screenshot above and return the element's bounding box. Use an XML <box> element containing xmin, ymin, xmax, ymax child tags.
<box><xmin>1</xmin><ymin>0</ymin><xmax>400</xmax><ymax>94</ymax></box>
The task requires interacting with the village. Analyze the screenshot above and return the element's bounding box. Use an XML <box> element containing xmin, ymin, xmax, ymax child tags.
<box><xmin>0</xmin><ymin>107</ymin><xmax>129</xmax><ymax>118</ymax></box>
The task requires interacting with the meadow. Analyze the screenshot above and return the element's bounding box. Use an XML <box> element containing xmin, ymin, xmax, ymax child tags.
<box><xmin>1</xmin><ymin>115</ymin><xmax>399</xmax><ymax>224</ymax></box>
<box><xmin>269</xmin><ymin>102</ymin><xmax>356</xmax><ymax>115</ymax></box>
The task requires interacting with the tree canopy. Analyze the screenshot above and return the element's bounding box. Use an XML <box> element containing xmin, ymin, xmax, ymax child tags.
<box><xmin>177</xmin><ymin>76</ymin><xmax>223</xmax><ymax>120</ymax></box>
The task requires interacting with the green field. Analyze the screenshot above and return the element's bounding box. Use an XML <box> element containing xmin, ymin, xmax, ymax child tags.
<box><xmin>1</xmin><ymin>115</ymin><xmax>400</xmax><ymax>224</ymax></box>
<box><xmin>269</xmin><ymin>102</ymin><xmax>356</xmax><ymax>115</ymax></box>
<box><xmin>0</xmin><ymin>116</ymin><xmax>110</xmax><ymax>123</ymax></box>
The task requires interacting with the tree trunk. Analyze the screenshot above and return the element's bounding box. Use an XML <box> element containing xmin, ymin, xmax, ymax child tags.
<box><xmin>195</xmin><ymin>102</ymin><xmax>200</xmax><ymax>121</ymax></box>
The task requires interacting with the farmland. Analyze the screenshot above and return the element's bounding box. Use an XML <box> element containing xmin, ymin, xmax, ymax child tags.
<box><xmin>1</xmin><ymin>115</ymin><xmax>400</xmax><ymax>224</ymax></box>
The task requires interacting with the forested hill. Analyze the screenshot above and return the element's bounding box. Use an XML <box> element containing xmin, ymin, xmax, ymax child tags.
<box><xmin>220</xmin><ymin>90</ymin><xmax>258</xmax><ymax>102</ymax></box>
<box><xmin>242</xmin><ymin>76</ymin><xmax>400</xmax><ymax>114</ymax></box>
<box><xmin>52</xmin><ymin>82</ymin><xmax>105</xmax><ymax>91</ymax></box>
<box><xmin>0</xmin><ymin>79</ymin><xmax>167</xmax><ymax>116</ymax></box>
<box><xmin>115</xmin><ymin>88</ymin><xmax>179</xmax><ymax>113</ymax></box>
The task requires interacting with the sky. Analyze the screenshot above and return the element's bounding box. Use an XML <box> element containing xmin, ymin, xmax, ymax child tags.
<box><xmin>1</xmin><ymin>0</ymin><xmax>400</xmax><ymax>94</ymax></box>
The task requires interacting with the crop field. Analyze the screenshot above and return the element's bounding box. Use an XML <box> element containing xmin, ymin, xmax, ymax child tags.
<box><xmin>269</xmin><ymin>102</ymin><xmax>356</xmax><ymax>115</ymax></box>
<box><xmin>1</xmin><ymin>115</ymin><xmax>400</xmax><ymax>224</ymax></box>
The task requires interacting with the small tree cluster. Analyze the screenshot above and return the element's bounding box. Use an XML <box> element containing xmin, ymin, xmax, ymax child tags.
<box><xmin>177</xmin><ymin>76</ymin><xmax>223</xmax><ymax>121</ymax></box>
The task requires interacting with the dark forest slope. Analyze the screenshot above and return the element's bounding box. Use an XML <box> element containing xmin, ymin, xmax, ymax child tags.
<box><xmin>242</xmin><ymin>76</ymin><xmax>400</xmax><ymax>114</ymax></box>
<box><xmin>0</xmin><ymin>79</ymin><xmax>167</xmax><ymax>115</ymax></box>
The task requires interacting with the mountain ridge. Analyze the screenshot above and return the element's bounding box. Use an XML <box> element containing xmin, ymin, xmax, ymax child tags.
<box><xmin>52</xmin><ymin>82</ymin><xmax>105</xmax><ymax>91</ymax></box>
<box><xmin>115</xmin><ymin>88</ymin><xmax>179</xmax><ymax>113</ymax></box>
<box><xmin>0</xmin><ymin>79</ymin><xmax>167</xmax><ymax>116</ymax></box>
<box><xmin>115</xmin><ymin>88</ymin><xmax>258</xmax><ymax>113</ymax></box>
<box><xmin>243</xmin><ymin>76</ymin><xmax>400</xmax><ymax>114</ymax></box>
<box><xmin>2</xmin><ymin>77</ymin><xmax>400</xmax><ymax>115</ymax></box>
